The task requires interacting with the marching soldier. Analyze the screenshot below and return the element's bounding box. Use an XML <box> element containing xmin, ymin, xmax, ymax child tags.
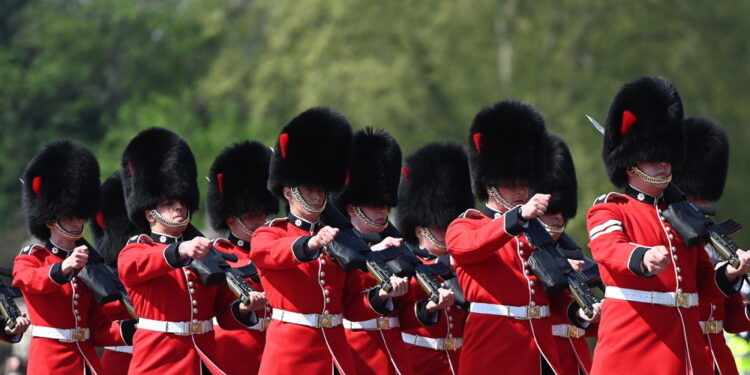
<box><xmin>249</xmin><ymin>108</ymin><xmax>403</xmax><ymax>374</ymax></box>
<box><xmin>90</xmin><ymin>173</ymin><xmax>140</xmax><ymax>375</ymax></box>
<box><xmin>118</xmin><ymin>128</ymin><xmax>260</xmax><ymax>374</ymax></box>
<box><xmin>586</xmin><ymin>76</ymin><xmax>750</xmax><ymax>374</ymax></box>
<box><xmin>534</xmin><ymin>133</ymin><xmax>601</xmax><ymax>375</ymax></box>
<box><xmin>396</xmin><ymin>142</ymin><xmax>474</xmax><ymax>375</ymax></box>
<box><xmin>334</xmin><ymin>128</ymin><xmax>453</xmax><ymax>375</ymax></box>
<box><xmin>672</xmin><ymin>116</ymin><xmax>750</xmax><ymax>375</ymax></box>
<box><xmin>206</xmin><ymin>141</ymin><xmax>278</xmax><ymax>374</ymax></box>
<box><xmin>14</xmin><ymin>140</ymin><xmax>131</xmax><ymax>374</ymax></box>
<box><xmin>446</xmin><ymin>101</ymin><xmax>587</xmax><ymax>374</ymax></box>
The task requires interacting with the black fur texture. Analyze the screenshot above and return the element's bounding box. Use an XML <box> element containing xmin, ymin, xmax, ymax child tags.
<box><xmin>672</xmin><ymin>117</ymin><xmax>729</xmax><ymax>201</ymax></box>
<box><xmin>90</xmin><ymin>172</ymin><xmax>140</xmax><ymax>267</ymax></box>
<box><xmin>530</xmin><ymin>133</ymin><xmax>577</xmax><ymax>220</ymax></box>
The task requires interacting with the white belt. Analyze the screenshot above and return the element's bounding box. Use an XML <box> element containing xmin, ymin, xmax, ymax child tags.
<box><xmin>552</xmin><ymin>324</ymin><xmax>585</xmax><ymax>338</ymax></box>
<box><xmin>469</xmin><ymin>302</ymin><xmax>550</xmax><ymax>319</ymax></box>
<box><xmin>605</xmin><ymin>286</ymin><xmax>699</xmax><ymax>308</ymax></box>
<box><xmin>104</xmin><ymin>346</ymin><xmax>133</xmax><ymax>354</ymax></box>
<box><xmin>30</xmin><ymin>325</ymin><xmax>90</xmax><ymax>342</ymax></box>
<box><xmin>402</xmin><ymin>333</ymin><xmax>463</xmax><ymax>351</ymax></box>
<box><xmin>271</xmin><ymin>309</ymin><xmax>343</xmax><ymax>328</ymax></box>
<box><xmin>343</xmin><ymin>317</ymin><xmax>400</xmax><ymax>330</ymax></box>
<box><xmin>213</xmin><ymin>316</ymin><xmax>271</xmax><ymax>332</ymax></box>
<box><xmin>137</xmin><ymin>318</ymin><xmax>213</xmax><ymax>335</ymax></box>
<box><xmin>700</xmin><ymin>320</ymin><xmax>724</xmax><ymax>334</ymax></box>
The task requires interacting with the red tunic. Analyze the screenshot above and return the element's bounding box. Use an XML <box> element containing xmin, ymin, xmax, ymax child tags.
<box><xmin>250</xmin><ymin>217</ymin><xmax>380</xmax><ymax>375</ymax></box>
<box><xmin>212</xmin><ymin>235</ymin><xmax>269</xmax><ymax>375</ymax></box>
<box><xmin>446</xmin><ymin>206</ymin><xmax>567</xmax><ymax>375</ymax></box>
<box><xmin>401</xmin><ymin>254</ymin><xmax>466</xmax><ymax>375</ymax></box>
<box><xmin>586</xmin><ymin>190</ymin><xmax>736</xmax><ymax>374</ymax></box>
<box><xmin>700</xmin><ymin>289</ymin><xmax>750</xmax><ymax>375</ymax></box>
<box><xmin>100</xmin><ymin>300</ymin><xmax>136</xmax><ymax>375</ymax></box>
<box><xmin>13</xmin><ymin>242</ymin><xmax>126</xmax><ymax>375</ymax></box>
<box><xmin>118</xmin><ymin>233</ymin><xmax>252</xmax><ymax>375</ymax></box>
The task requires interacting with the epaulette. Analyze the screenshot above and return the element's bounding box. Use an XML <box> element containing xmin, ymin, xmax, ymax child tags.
<box><xmin>127</xmin><ymin>234</ymin><xmax>153</xmax><ymax>245</ymax></box>
<box><xmin>263</xmin><ymin>218</ymin><xmax>287</xmax><ymax>227</ymax></box>
<box><xmin>592</xmin><ymin>192</ymin><xmax>628</xmax><ymax>206</ymax></box>
<box><xmin>458</xmin><ymin>208</ymin><xmax>484</xmax><ymax>220</ymax></box>
<box><xmin>19</xmin><ymin>244</ymin><xmax>46</xmax><ymax>256</ymax></box>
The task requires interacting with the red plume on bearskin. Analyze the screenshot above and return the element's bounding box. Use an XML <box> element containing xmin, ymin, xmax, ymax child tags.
<box><xmin>21</xmin><ymin>140</ymin><xmax>100</xmax><ymax>241</ymax></box>
<box><xmin>90</xmin><ymin>172</ymin><xmax>140</xmax><ymax>267</ymax></box>
<box><xmin>207</xmin><ymin>141</ymin><xmax>279</xmax><ymax>232</ymax></box>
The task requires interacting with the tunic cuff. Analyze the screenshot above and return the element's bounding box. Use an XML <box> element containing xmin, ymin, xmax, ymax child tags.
<box><xmin>163</xmin><ymin>243</ymin><xmax>191</xmax><ymax>269</ymax></box>
<box><xmin>715</xmin><ymin>262</ymin><xmax>742</xmax><ymax>296</ymax></box>
<box><xmin>291</xmin><ymin>236</ymin><xmax>321</xmax><ymax>262</ymax></box>
<box><xmin>368</xmin><ymin>287</ymin><xmax>394</xmax><ymax>315</ymax></box>
<box><xmin>503</xmin><ymin>206</ymin><xmax>525</xmax><ymax>236</ymax></box>
<box><xmin>49</xmin><ymin>262</ymin><xmax>73</xmax><ymax>285</ymax></box>
<box><xmin>567</xmin><ymin>301</ymin><xmax>591</xmax><ymax>329</ymax></box>
<box><xmin>232</xmin><ymin>301</ymin><xmax>260</xmax><ymax>327</ymax></box>
<box><xmin>415</xmin><ymin>299</ymin><xmax>440</xmax><ymax>326</ymax></box>
<box><xmin>628</xmin><ymin>246</ymin><xmax>654</xmax><ymax>277</ymax></box>
<box><xmin>0</xmin><ymin>324</ymin><xmax>22</xmax><ymax>344</ymax></box>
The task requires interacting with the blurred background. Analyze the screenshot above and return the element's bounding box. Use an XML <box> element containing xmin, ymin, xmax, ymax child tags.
<box><xmin>1</xmin><ymin>0</ymin><xmax>749</xmax><ymax>370</ymax></box>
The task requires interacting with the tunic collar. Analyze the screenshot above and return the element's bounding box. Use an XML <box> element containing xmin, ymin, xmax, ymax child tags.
<box><xmin>481</xmin><ymin>204</ymin><xmax>505</xmax><ymax>219</ymax></box>
<box><xmin>287</xmin><ymin>212</ymin><xmax>321</xmax><ymax>232</ymax></box>
<box><xmin>150</xmin><ymin>231</ymin><xmax>182</xmax><ymax>244</ymax></box>
<box><xmin>625</xmin><ymin>185</ymin><xmax>663</xmax><ymax>206</ymax></box>
<box><xmin>228</xmin><ymin>233</ymin><xmax>250</xmax><ymax>251</ymax></box>
<box><xmin>45</xmin><ymin>240</ymin><xmax>70</xmax><ymax>259</ymax></box>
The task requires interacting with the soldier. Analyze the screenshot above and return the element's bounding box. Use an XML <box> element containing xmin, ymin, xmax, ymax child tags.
<box><xmin>586</xmin><ymin>76</ymin><xmax>750</xmax><ymax>374</ymax></box>
<box><xmin>672</xmin><ymin>116</ymin><xmax>750</xmax><ymax>375</ymax></box>
<box><xmin>14</xmin><ymin>140</ymin><xmax>131</xmax><ymax>374</ymax></box>
<box><xmin>396</xmin><ymin>142</ymin><xmax>475</xmax><ymax>375</ymax></box>
<box><xmin>250</xmin><ymin>108</ymin><xmax>404</xmax><ymax>374</ymax></box>
<box><xmin>334</xmin><ymin>128</ymin><xmax>453</xmax><ymax>375</ymax></box>
<box><xmin>118</xmin><ymin>128</ymin><xmax>260</xmax><ymax>374</ymax></box>
<box><xmin>90</xmin><ymin>173</ymin><xmax>140</xmax><ymax>375</ymax></box>
<box><xmin>533</xmin><ymin>133</ymin><xmax>601</xmax><ymax>375</ymax></box>
<box><xmin>206</xmin><ymin>141</ymin><xmax>278</xmax><ymax>374</ymax></box>
<box><xmin>446</xmin><ymin>101</ymin><xmax>591</xmax><ymax>374</ymax></box>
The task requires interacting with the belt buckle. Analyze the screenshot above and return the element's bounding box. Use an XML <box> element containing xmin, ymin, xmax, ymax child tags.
<box><xmin>527</xmin><ymin>306</ymin><xmax>540</xmax><ymax>319</ymax></box>
<box><xmin>567</xmin><ymin>325</ymin><xmax>582</xmax><ymax>338</ymax></box>
<box><xmin>443</xmin><ymin>337</ymin><xmax>457</xmax><ymax>351</ymax></box>
<box><xmin>705</xmin><ymin>321</ymin><xmax>719</xmax><ymax>334</ymax></box>
<box><xmin>317</xmin><ymin>314</ymin><xmax>334</xmax><ymax>328</ymax></box>
<box><xmin>72</xmin><ymin>328</ymin><xmax>86</xmax><ymax>342</ymax></box>
<box><xmin>190</xmin><ymin>322</ymin><xmax>203</xmax><ymax>335</ymax></box>
<box><xmin>675</xmin><ymin>292</ymin><xmax>690</xmax><ymax>308</ymax></box>
<box><xmin>377</xmin><ymin>317</ymin><xmax>391</xmax><ymax>330</ymax></box>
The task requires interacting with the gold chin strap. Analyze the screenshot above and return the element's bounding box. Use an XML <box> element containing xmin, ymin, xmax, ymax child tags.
<box><xmin>291</xmin><ymin>187</ymin><xmax>325</xmax><ymax>214</ymax></box>
<box><xmin>488</xmin><ymin>187</ymin><xmax>514</xmax><ymax>210</ymax></box>
<box><xmin>419</xmin><ymin>227</ymin><xmax>447</xmax><ymax>250</ymax></box>
<box><xmin>540</xmin><ymin>220</ymin><xmax>565</xmax><ymax>235</ymax></box>
<box><xmin>149</xmin><ymin>209</ymin><xmax>190</xmax><ymax>228</ymax></box>
<box><xmin>630</xmin><ymin>166</ymin><xmax>672</xmax><ymax>184</ymax></box>
<box><xmin>52</xmin><ymin>222</ymin><xmax>84</xmax><ymax>240</ymax></box>
<box><xmin>231</xmin><ymin>216</ymin><xmax>255</xmax><ymax>237</ymax></box>
<box><xmin>352</xmin><ymin>206</ymin><xmax>388</xmax><ymax>231</ymax></box>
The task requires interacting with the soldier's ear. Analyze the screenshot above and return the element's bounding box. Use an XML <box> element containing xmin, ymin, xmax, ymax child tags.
<box><xmin>414</xmin><ymin>226</ymin><xmax>424</xmax><ymax>241</ymax></box>
<box><xmin>282</xmin><ymin>186</ymin><xmax>292</xmax><ymax>201</ymax></box>
<box><xmin>145</xmin><ymin>209</ymin><xmax>156</xmax><ymax>224</ymax></box>
<box><xmin>346</xmin><ymin>204</ymin><xmax>355</xmax><ymax>217</ymax></box>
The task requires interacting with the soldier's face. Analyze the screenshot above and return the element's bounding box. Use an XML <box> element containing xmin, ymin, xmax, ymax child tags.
<box><xmin>359</xmin><ymin>205</ymin><xmax>389</xmax><ymax>224</ymax></box>
<box><xmin>498</xmin><ymin>181</ymin><xmax>529</xmax><ymax>206</ymax></box>
<box><xmin>416</xmin><ymin>226</ymin><xmax>447</xmax><ymax>256</ymax></box>
<box><xmin>55</xmin><ymin>216</ymin><xmax>84</xmax><ymax>233</ymax></box>
<box><xmin>540</xmin><ymin>213</ymin><xmax>564</xmax><ymax>241</ymax></box>
<box><xmin>637</xmin><ymin>161</ymin><xmax>672</xmax><ymax>178</ymax></box>
<box><xmin>238</xmin><ymin>212</ymin><xmax>267</xmax><ymax>231</ymax></box>
<box><xmin>297</xmin><ymin>185</ymin><xmax>327</xmax><ymax>208</ymax></box>
<box><xmin>155</xmin><ymin>199</ymin><xmax>188</xmax><ymax>221</ymax></box>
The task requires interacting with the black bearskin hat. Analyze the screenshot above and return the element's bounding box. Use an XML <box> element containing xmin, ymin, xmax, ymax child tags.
<box><xmin>121</xmin><ymin>127</ymin><xmax>199</xmax><ymax>232</ymax></box>
<box><xmin>602</xmin><ymin>76</ymin><xmax>685</xmax><ymax>187</ymax></box>
<box><xmin>21</xmin><ymin>140</ymin><xmax>100</xmax><ymax>241</ymax></box>
<box><xmin>468</xmin><ymin>100</ymin><xmax>549</xmax><ymax>200</ymax></box>
<box><xmin>207</xmin><ymin>141</ymin><xmax>279</xmax><ymax>232</ymax></box>
<box><xmin>90</xmin><ymin>173</ymin><xmax>140</xmax><ymax>267</ymax></box>
<box><xmin>672</xmin><ymin>117</ymin><xmax>729</xmax><ymax>202</ymax></box>
<box><xmin>531</xmin><ymin>133</ymin><xmax>578</xmax><ymax>220</ymax></box>
<box><xmin>334</xmin><ymin>128</ymin><xmax>402</xmax><ymax>209</ymax></box>
<box><xmin>396</xmin><ymin>143</ymin><xmax>474</xmax><ymax>245</ymax></box>
<box><xmin>268</xmin><ymin>107</ymin><xmax>353</xmax><ymax>198</ymax></box>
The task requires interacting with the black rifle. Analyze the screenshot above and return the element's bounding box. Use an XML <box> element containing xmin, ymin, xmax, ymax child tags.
<box><xmin>182</xmin><ymin>225</ymin><xmax>258</xmax><ymax>306</ymax></box>
<box><xmin>0</xmin><ymin>267</ymin><xmax>22</xmax><ymax>330</ymax></box>
<box><xmin>76</xmin><ymin>239</ymin><xmax>137</xmax><ymax>319</ymax></box>
<box><xmin>662</xmin><ymin>184</ymin><xmax>744</xmax><ymax>269</ymax></box>
<box><xmin>319</xmin><ymin>202</ymin><xmax>399</xmax><ymax>293</ymax></box>
<box><xmin>380</xmin><ymin>224</ymin><xmax>445</xmax><ymax>305</ymax></box>
<box><xmin>524</xmin><ymin>219</ymin><xmax>600</xmax><ymax>318</ymax></box>
<box><xmin>430</xmin><ymin>255</ymin><xmax>470</xmax><ymax>309</ymax></box>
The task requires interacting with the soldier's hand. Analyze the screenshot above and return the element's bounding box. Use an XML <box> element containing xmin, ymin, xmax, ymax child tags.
<box><xmin>308</xmin><ymin>226</ymin><xmax>339</xmax><ymax>249</ymax></box>
<box><xmin>521</xmin><ymin>194</ymin><xmax>550</xmax><ymax>221</ymax></box>
<box><xmin>61</xmin><ymin>245</ymin><xmax>89</xmax><ymax>275</ymax></box>
<box><xmin>179</xmin><ymin>237</ymin><xmax>212</xmax><ymax>260</ymax></box>
<box><xmin>567</xmin><ymin>259</ymin><xmax>584</xmax><ymax>272</ymax></box>
<box><xmin>4</xmin><ymin>314</ymin><xmax>30</xmax><ymax>336</ymax></box>
<box><xmin>578</xmin><ymin>302</ymin><xmax>602</xmax><ymax>323</ymax></box>
<box><xmin>240</xmin><ymin>291</ymin><xmax>267</xmax><ymax>312</ymax></box>
<box><xmin>726</xmin><ymin>249</ymin><xmax>750</xmax><ymax>281</ymax></box>
<box><xmin>425</xmin><ymin>287</ymin><xmax>455</xmax><ymax>312</ymax></box>
<box><xmin>371</xmin><ymin>236</ymin><xmax>403</xmax><ymax>251</ymax></box>
<box><xmin>643</xmin><ymin>245</ymin><xmax>670</xmax><ymax>275</ymax></box>
<box><xmin>379</xmin><ymin>275</ymin><xmax>408</xmax><ymax>299</ymax></box>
